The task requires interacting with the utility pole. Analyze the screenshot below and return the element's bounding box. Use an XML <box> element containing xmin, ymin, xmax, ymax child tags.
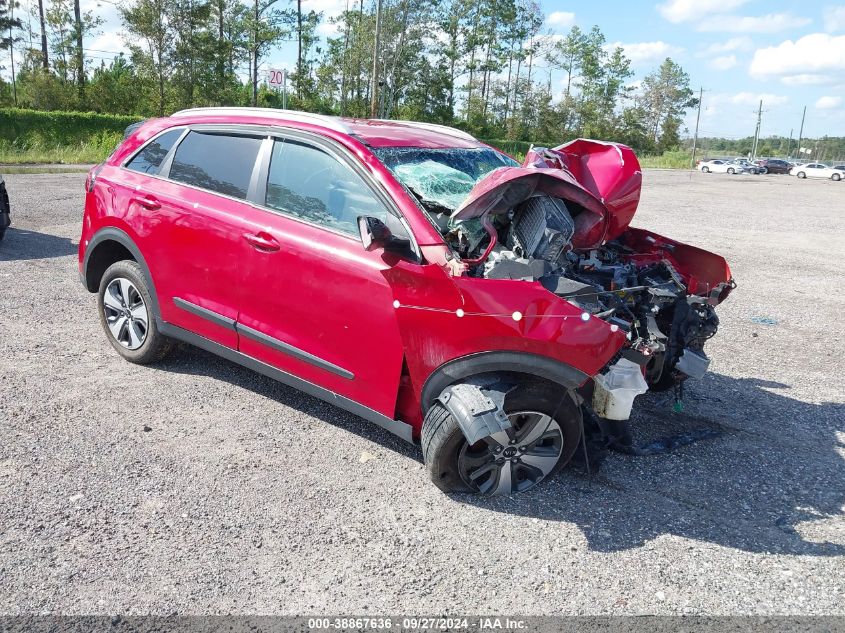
<box><xmin>38</xmin><ymin>0</ymin><xmax>48</xmax><ymax>69</ymax></box>
<box><xmin>690</xmin><ymin>86</ymin><xmax>703</xmax><ymax>169</ymax></box>
<box><xmin>8</xmin><ymin>3</ymin><xmax>16</xmax><ymax>106</ymax></box>
<box><xmin>751</xmin><ymin>99</ymin><xmax>762</xmax><ymax>160</ymax></box>
<box><xmin>73</xmin><ymin>0</ymin><xmax>84</xmax><ymax>102</ymax></box>
<box><xmin>786</xmin><ymin>128</ymin><xmax>793</xmax><ymax>158</ymax></box>
<box><xmin>369</xmin><ymin>0</ymin><xmax>382</xmax><ymax>118</ymax></box>
<box><xmin>796</xmin><ymin>105</ymin><xmax>806</xmax><ymax>161</ymax></box>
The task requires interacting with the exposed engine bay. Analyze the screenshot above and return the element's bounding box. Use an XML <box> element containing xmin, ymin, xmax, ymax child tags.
<box><xmin>446</xmin><ymin>193</ymin><xmax>722</xmax><ymax>391</ymax></box>
<box><xmin>379</xmin><ymin>140</ymin><xmax>735</xmax><ymax>398</ymax></box>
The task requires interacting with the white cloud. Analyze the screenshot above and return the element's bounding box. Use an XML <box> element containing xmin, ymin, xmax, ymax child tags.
<box><xmin>703</xmin><ymin>36</ymin><xmax>753</xmax><ymax>54</ymax></box>
<box><xmin>825</xmin><ymin>5</ymin><xmax>845</xmax><ymax>32</ymax></box>
<box><xmin>657</xmin><ymin>0</ymin><xmax>749</xmax><ymax>23</ymax></box>
<box><xmin>710</xmin><ymin>54</ymin><xmax>737</xmax><ymax>70</ymax></box>
<box><xmin>729</xmin><ymin>92</ymin><xmax>788</xmax><ymax>106</ymax></box>
<box><xmin>606</xmin><ymin>41</ymin><xmax>684</xmax><ymax>66</ymax></box>
<box><xmin>750</xmin><ymin>33</ymin><xmax>845</xmax><ymax>85</ymax></box>
<box><xmin>317</xmin><ymin>21</ymin><xmax>342</xmax><ymax>37</ymax></box>
<box><xmin>816</xmin><ymin>95</ymin><xmax>843</xmax><ymax>109</ymax></box>
<box><xmin>546</xmin><ymin>11</ymin><xmax>576</xmax><ymax>30</ymax></box>
<box><xmin>698</xmin><ymin>12</ymin><xmax>811</xmax><ymax>33</ymax></box>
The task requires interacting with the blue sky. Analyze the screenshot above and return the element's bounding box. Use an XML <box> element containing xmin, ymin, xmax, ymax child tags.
<box><xmin>17</xmin><ymin>0</ymin><xmax>845</xmax><ymax>138</ymax></box>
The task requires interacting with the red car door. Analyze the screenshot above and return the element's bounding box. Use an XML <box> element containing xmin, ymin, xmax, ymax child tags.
<box><xmin>235</xmin><ymin>135</ymin><xmax>408</xmax><ymax>418</ymax></box>
<box><xmin>121</xmin><ymin>128</ymin><xmax>265</xmax><ymax>348</ymax></box>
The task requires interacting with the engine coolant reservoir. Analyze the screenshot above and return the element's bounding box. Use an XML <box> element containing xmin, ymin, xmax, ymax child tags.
<box><xmin>592</xmin><ymin>358</ymin><xmax>649</xmax><ymax>420</ymax></box>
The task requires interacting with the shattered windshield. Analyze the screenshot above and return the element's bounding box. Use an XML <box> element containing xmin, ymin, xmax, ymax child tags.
<box><xmin>373</xmin><ymin>147</ymin><xmax>518</xmax><ymax>213</ymax></box>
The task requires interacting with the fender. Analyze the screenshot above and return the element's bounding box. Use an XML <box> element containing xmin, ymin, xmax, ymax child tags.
<box><xmin>82</xmin><ymin>227</ymin><xmax>161</xmax><ymax>318</ymax></box>
<box><xmin>420</xmin><ymin>350</ymin><xmax>589</xmax><ymax>414</ymax></box>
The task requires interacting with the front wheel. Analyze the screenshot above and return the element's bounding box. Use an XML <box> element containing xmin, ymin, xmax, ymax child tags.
<box><xmin>98</xmin><ymin>260</ymin><xmax>174</xmax><ymax>364</ymax></box>
<box><xmin>797</xmin><ymin>171</ymin><xmax>806</xmax><ymax>179</ymax></box>
<box><xmin>701</xmin><ymin>166</ymin><xmax>710</xmax><ymax>173</ymax></box>
<box><xmin>422</xmin><ymin>382</ymin><xmax>582</xmax><ymax>496</ymax></box>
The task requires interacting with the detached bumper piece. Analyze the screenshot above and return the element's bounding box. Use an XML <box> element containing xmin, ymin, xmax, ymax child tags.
<box><xmin>438</xmin><ymin>380</ymin><xmax>512</xmax><ymax>445</ymax></box>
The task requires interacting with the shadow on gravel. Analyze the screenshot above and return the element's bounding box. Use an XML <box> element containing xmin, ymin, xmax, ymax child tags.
<box><xmin>0</xmin><ymin>228</ymin><xmax>77</xmax><ymax>261</ymax></box>
<box><xmin>149</xmin><ymin>342</ymin><xmax>844</xmax><ymax>558</ymax></box>
<box><xmin>151</xmin><ymin>345</ymin><xmax>421</xmax><ymax>461</ymax></box>
<box><xmin>460</xmin><ymin>373</ymin><xmax>845</xmax><ymax>557</ymax></box>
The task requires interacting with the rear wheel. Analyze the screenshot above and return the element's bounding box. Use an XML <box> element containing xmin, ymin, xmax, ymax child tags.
<box><xmin>727</xmin><ymin>167</ymin><xmax>735</xmax><ymax>174</ymax></box>
<box><xmin>98</xmin><ymin>260</ymin><xmax>174</xmax><ymax>364</ymax></box>
<box><xmin>832</xmin><ymin>173</ymin><xmax>841</xmax><ymax>181</ymax></box>
<box><xmin>422</xmin><ymin>382</ymin><xmax>582</xmax><ymax>495</ymax></box>
<box><xmin>758</xmin><ymin>167</ymin><xmax>768</xmax><ymax>174</ymax></box>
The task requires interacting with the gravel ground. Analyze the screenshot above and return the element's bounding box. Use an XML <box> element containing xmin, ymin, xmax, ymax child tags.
<box><xmin>0</xmin><ymin>170</ymin><xmax>843</xmax><ymax>616</ymax></box>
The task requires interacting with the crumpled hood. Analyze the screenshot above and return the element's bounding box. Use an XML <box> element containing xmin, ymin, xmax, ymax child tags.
<box><xmin>452</xmin><ymin>138</ymin><xmax>642</xmax><ymax>249</ymax></box>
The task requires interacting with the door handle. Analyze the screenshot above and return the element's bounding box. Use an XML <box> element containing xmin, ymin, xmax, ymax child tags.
<box><xmin>131</xmin><ymin>195</ymin><xmax>160</xmax><ymax>210</ymax></box>
<box><xmin>243</xmin><ymin>232</ymin><xmax>281</xmax><ymax>252</ymax></box>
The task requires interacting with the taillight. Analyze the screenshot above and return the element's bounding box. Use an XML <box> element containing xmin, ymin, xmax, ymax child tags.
<box><xmin>86</xmin><ymin>163</ymin><xmax>106</xmax><ymax>193</ymax></box>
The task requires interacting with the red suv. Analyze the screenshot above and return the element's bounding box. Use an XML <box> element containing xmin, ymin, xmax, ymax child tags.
<box><xmin>79</xmin><ymin>108</ymin><xmax>734</xmax><ymax>496</ymax></box>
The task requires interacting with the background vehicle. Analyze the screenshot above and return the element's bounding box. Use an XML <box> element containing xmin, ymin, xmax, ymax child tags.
<box><xmin>699</xmin><ymin>159</ymin><xmax>756</xmax><ymax>174</ymax></box>
<box><xmin>790</xmin><ymin>163</ymin><xmax>842</xmax><ymax>180</ymax></box>
<box><xmin>79</xmin><ymin>108</ymin><xmax>733</xmax><ymax>496</ymax></box>
<box><xmin>0</xmin><ymin>175</ymin><xmax>9</xmax><ymax>241</ymax></box>
<box><xmin>754</xmin><ymin>159</ymin><xmax>791</xmax><ymax>175</ymax></box>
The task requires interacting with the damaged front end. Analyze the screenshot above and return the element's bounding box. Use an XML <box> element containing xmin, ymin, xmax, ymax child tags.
<box><xmin>379</xmin><ymin>139</ymin><xmax>735</xmax><ymax>431</ymax></box>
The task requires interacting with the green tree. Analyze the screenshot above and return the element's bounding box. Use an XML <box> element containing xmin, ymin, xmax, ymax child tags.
<box><xmin>637</xmin><ymin>57</ymin><xmax>697</xmax><ymax>151</ymax></box>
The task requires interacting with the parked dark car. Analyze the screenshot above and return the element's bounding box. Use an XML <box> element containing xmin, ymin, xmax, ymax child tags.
<box><xmin>0</xmin><ymin>175</ymin><xmax>10</xmax><ymax>240</ymax></box>
<box><xmin>754</xmin><ymin>159</ymin><xmax>791</xmax><ymax>175</ymax></box>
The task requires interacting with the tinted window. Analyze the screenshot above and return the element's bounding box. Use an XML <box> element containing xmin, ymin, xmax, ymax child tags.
<box><xmin>169</xmin><ymin>132</ymin><xmax>263</xmax><ymax>199</ymax></box>
<box><xmin>265</xmin><ymin>139</ymin><xmax>392</xmax><ymax>236</ymax></box>
<box><xmin>125</xmin><ymin>129</ymin><xmax>183</xmax><ymax>175</ymax></box>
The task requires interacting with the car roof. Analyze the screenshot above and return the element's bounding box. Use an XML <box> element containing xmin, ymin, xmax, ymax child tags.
<box><xmin>170</xmin><ymin>107</ymin><xmax>483</xmax><ymax>149</ymax></box>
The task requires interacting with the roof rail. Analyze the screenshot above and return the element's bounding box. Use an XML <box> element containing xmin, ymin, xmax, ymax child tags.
<box><xmin>171</xmin><ymin>107</ymin><xmax>353</xmax><ymax>135</ymax></box>
<box><xmin>372</xmin><ymin>119</ymin><xmax>477</xmax><ymax>142</ymax></box>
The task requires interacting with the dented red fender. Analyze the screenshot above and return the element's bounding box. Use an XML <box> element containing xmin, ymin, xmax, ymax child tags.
<box><xmin>453</xmin><ymin>139</ymin><xmax>643</xmax><ymax>248</ymax></box>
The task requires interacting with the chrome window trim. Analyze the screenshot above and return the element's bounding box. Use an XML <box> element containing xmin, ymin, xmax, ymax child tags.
<box><xmin>120</xmin><ymin>127</ymin><xmax>189</xmax><ymax>174</ymax></box>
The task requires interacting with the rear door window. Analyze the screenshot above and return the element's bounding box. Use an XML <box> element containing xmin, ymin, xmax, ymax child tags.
<box><xmin>169</xmin><ymin>131</ymin><xmax>263</xmax><ymax>200</ymax></box>
<box><xmin>264</xmin><ymin>138</ymin><xmax>392</xmax><ymax>236</ymax></box>
<box><xmin>125</xmin><ymin>129</ymin><xmax>183</xmax><ymax>175</ymax></box>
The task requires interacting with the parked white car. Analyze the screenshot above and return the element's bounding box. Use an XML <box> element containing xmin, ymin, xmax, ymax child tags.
<box><xmin>790</xmin><ymin>163</ymin><xmax>843</xmax><ymax>181</ymax></box>
<box><xmin>699</xmin><ymin>159</ymin><xmax>757</xmax><ymax>175</ymax></box>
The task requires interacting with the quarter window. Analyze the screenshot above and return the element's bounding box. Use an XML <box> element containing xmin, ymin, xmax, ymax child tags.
<box><xmin>264</xmin><ymin>138</ymin><xmax>392</xmax><ymax>236</ymax></box>
<box><xmin>169</xmin><ymin>131</ymin><xmax>263</xmax><ymax>200</ymax></box>
<box><xmin>125</xmin><ymin>129</ymin><xmax>183</xmax><ymax>175</ymax></box>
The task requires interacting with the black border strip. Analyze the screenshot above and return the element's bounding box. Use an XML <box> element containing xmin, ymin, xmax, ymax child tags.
<box><xmin>173</xmin><ymin>297</ymin><xmax>236</xmax><ymax>330</ymax></box>
<box><xmin>237</xmin><ymin>323</ymin><xmax>354</xmax><ymax>380</ymax></box>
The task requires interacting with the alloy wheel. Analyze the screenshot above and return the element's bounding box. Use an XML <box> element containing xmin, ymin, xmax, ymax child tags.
<box><xmin>103</xmin><ymin>277</ymin><xmax>148</xmax><ymax>350</ymax></box>
<box><xmin>458</xmin><ymin>411</ymin><xmax>565</xmax><ymax>496</ymax></box>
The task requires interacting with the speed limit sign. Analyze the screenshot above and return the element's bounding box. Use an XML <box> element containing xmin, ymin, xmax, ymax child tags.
<box><xmin>267</xmin><ymin>69</ymin><xmax>286</xmax><ymax>87</ymax></box>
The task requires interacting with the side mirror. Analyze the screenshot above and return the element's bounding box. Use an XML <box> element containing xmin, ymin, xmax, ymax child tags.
<box><xmin>358</xmin><ymin>216</ymin><xmax>393</xmax><ymax>251</ymax></box>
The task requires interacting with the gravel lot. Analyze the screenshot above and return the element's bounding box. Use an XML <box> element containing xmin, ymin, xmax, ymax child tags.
<box><xmin>1</xmin><ymin>169</ymin><xmax>843</xmax><ymax>616</ymax></box>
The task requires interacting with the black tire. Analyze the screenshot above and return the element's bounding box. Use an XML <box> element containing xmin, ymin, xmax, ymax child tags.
<box><xmin>758</xmin><ymin>167</ymin><xmax>768</xmax><ymax>174</ymax></box>
<box><xmin>727</xmin><ymin>167</ymin><xmax>735</xmax><ymax>174</ymax></box>
<box><xmin>701</xmin><ymin>166</ymin><xmax>710</xmax><ymax>173</ymax></box>
<box><xmin>797</xmin><ymin>171</ymin><xmax>806</xmax><ymax>179</ymax></box>
<box><xmin>0</xmin><ymin>180</ymin><xmax>9</xmax><ymax>241</ymax></box>
<box><xmin>832</xmin><ymin>173</ymin><xmax>841</xmax><ymax>181</ymax></box>
<box><xmin>97</xmin><ymin>260</ymin><xmax>174</xmax><ymax>364</ymax></box>
<box><xmin>421</xmin><ymin>381</ymin><xmax>582</xmax><ymax>495</ymax></box>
